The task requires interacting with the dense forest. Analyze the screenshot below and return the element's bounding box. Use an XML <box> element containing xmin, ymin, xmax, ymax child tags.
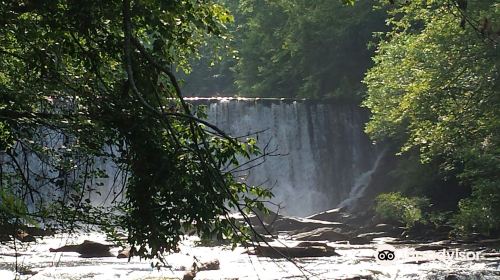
<box><xmin>0</xmin><ymin>0</ymin><xmax>499</xmax><ymax>263</ymax></box>
<box><xmin>183</xmin><ymin>0</ymin><xmax>387</xmax><ymax>99</ymax></box>
<box><xmin>365</xmin><ymin>0</ymin><xmax>499</xmax><ymax>236</ymax></box>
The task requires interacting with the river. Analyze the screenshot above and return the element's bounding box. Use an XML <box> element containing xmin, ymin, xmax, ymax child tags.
<box><xmin>1</xmin><ymin>232</ymin><xmax>499</xmax><ymax>279</ymax></box>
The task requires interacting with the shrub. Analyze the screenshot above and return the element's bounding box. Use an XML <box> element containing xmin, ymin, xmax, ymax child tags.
<box><xmin>427</xmin><ymin>211</ymin><xmax>452</xmax><ymax>229</ymax></box>
<box><xmin>453</xmin><ymin>180</ymin><xmax>500</xmax><ymax>236</ymax></box>
<box><xmin>375</xmin><ymin>192</ymin><xmax>429</xmax><ymax>228</ymax></box>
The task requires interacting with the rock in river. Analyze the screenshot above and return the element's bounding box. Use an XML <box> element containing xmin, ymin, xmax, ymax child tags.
<box><xmin>49</xmin><ymin>240</ymin><xmax>114</xmax><ymax>258</ymax></box>
<box><xmin>292</xmin><ymin>227</ymin><xmax>351</xmax><ymax>242</ymax></box>
<box><xmin>253</xmin><ymin>244</ymin><xmax>340</xmax><ymax>258</ymax></box>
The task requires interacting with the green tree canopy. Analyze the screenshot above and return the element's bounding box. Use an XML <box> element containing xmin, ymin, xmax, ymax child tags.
<box><xmin>234</xmin><ymin>0</ymin><xmax>387</xmax><ymax>99</ymax></box>
<box><xmin>182</xmin><ymin>0</ymin><xmax>387</xmax><ymax>99</ymax></box>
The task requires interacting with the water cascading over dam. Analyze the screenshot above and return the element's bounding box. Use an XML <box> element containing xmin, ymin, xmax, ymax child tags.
<box><xmin>5</xmin><ymin>97</ymin><xmax>382</xmax><ymax>217</ymax></box>
<box><xmin>189</xmin><ymin>97</ymin><xmax>382</xmax><ymax>216</ymax></box>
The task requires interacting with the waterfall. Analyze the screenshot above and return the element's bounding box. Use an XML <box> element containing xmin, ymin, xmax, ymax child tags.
<box><xmin>189</xmin><ymin>97</ymin><xmax>381</xmax><ymax>216</ymax></box>
<box><xmin>4</xmin><ymin>97</ymin><xmax>381</xmax><ymax>217</ymax></box>
<box><xmin>337</xmin><ymin>148</ymin><xmax>386</xmax><ymax>209</ymax></box>
<box><xmin>1</xmin><ymin>127</ymin><xmax>127</xmax><ymax>213</ymax></box>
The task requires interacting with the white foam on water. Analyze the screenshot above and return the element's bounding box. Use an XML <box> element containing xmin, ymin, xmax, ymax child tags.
<box><xmin>0</xmin><ymin>233</ymin><xmax>497</xmax><ymax>280</ymax></box>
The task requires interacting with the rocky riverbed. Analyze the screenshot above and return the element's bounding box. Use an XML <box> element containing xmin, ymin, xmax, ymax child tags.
<box><xmin>1</xmin><ymin>209</ymin><xmax>499</xmax><ymax>279</ymax></box>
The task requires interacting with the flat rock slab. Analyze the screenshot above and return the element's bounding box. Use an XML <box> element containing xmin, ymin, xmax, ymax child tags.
<box><xmin>49</xmin><ymin>240</ymin><xmax>114</xmax><ymax>258</ymax></box>
<box><xmin>306</xmin><ymin>208</ymin><xmax>352</xmax><ymax>223</ymax></box>
<box><xmin>271</xmin><ymin>216</ymin><xmax>347</xmax><ymax>233</ymax></box>
<box><xmin>414</xmin><ymin>245</ymin><xmax>449</xmax><ymax>251</ymax></box>
<box><xmin>292</xmin><ymin>227</ymin><xmax>351</xmax><ymax>242</ymax></box>
<box><xmin>478</xmin><ymin>238</ymin><xmax>500</xmax><ymax>245</ymax></box>
<box><xmin>253</xmin><ymin>244</ymin><xmax>339</xmax><ymax>258</ymax></box>
<box><xmin>371</xmin><ymin>223</ymin><xmax>403</xmax><ymax>234</ymax></box>
<box><xmin>349</xmin><ymin>236</ymin><xmax>372</xmax><ymax>245</ymax></box>
<box><xmin>482</xmin><ymin>252</ymin><xmax>500</xmax><ymax>259</ymax></box>
<box><xmin>356</xmin><ymin>232</ymin><xmax>391</xmax><ymax>239</ymax></box>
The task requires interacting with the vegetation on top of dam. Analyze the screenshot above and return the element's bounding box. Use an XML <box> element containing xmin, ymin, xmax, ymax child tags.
<box><xmin>0</xmin><ymin>0</ymin><xmax>499</xmax><ymax>264</ymax></box>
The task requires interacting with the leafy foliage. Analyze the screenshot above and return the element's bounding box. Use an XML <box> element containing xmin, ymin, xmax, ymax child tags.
<box><xmin>375</xmin><ymin>192</ymin><xmax>430</xmax><ymax>228</ymax></box>
<box><xmin>183</xmin><ymin>0</ymin><xmax>386</xmax><ymax>99</ymax></box>
<box><xmin>364</xmin><ymin>0</ymin><xmax>500</xmax><ymax>235</ymax></box>
<box><xmin>0</xmin><ymin>0</ymin><xmax>272</xmax><ymax>261</ymax></box>
<box><xmin>236</xmin><ymin>0</ymin><xmax>387</xmax><ymax>99</ymax></box>
<box><xmin>453</xmin><ymin>179</ymin><xmax>500</xmax><ymax>235</ymax></box>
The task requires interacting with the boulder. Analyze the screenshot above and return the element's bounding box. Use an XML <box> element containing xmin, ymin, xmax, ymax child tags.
<box><xmin>117</xmin><ymin>247</ymin><xmax>133</xmax><ymax>258</ymax></box>
<box><xmin>182</xmin><ymin>271</ymin><xmax>196</xmax><ymax>280</ymax></box>
<box><xmin>271</xmin><ymin>216</ymin><xmax>347</xmax><ymax>234</ymax></box>
<box><xmin>373</xmin><ymin>224</ymin><xmax>400</xmax><ymax>233</ymax></box>
<box><xmin>482</xmin><ymin>252</ymin><xmax>500</xmax><ymax>258</ymax></box>
<box><xmin>182</xmin><ymin>259</ymin><xmax>220</xmax><ymax>280</ymax></box>
<box><xmin>49</xmin><ymin>240</ymin><xmax>114</xmax><ymax>258</ymax></box>
<box><xmin>1</xmin><ymin>226</ymin><xmax>52</xmax><ymax>243</ymax></box>
<box><xmin>196</xmin><ymin>259</ymin><xmax>220</xmax><ymax>271</ymax></box>
<box><xmin>25</xmin><ymin>227</ymin><xmax>55</xmax><ymax>237</ymax></box>
<box><xmin>292</xmin><ymin>227</ymin><xmax>350</xmax><ymax>242</ymax></box>
<box><xmin>306</xmin><ymin>208</ymin><xmax>352</xmax><ymax>223</ymax></box>
<box><xmin>16</xmin><ymin>230</ymin><xmax>36</xmax><ymax>243</ymax></box>
<box><xmin>341</xmin><ymin>276</ymin><xmax>374</xmax><ymax>280</ymax></box>
<box><xmin>478</xmin><ymin>238</ymin><xmax>500</xmax><ymax>245</ymax></box>
<box><xmin>356</xmin><ymin>232</ymin><xmax>390</xmax><ymax>240</ymax></box>
<box><xmin>233</xmin><ymin>209</ymin><xmax>281</xmax><ymax>233</ymax></box>
<box><xmin>348</xmin><ymin>236</ymin><xmax>371</xmax><ymax>245</ymax></box>
<box><xmin>250</xmin><ymin>233</ymin><xmax>274</xmax><ymax>243</ymax></box>
<box><xmin>242</xmin><ymin>234</ymin><xmax>274</xmax><ymax>248</ymax></box>
<box><xmin>295</xmin><ymin>241</ymin><xmax>330</xmax><ymax>247</ymax></box>
<box><xmin>252</xmin><ymin>209</ymin><xmax>281</xmax><ymax>225</ymax></box>
<box><xmin>0</xmin><ymin>234</ymin><xmax>11</xmax><ymax>242</ymax></box>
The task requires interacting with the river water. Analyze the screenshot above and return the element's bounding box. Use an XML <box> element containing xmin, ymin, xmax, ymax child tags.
<box><xmin>1</xmin><ymin>233</ymin><xmax>499</xmax><ymax>280</ymax></box>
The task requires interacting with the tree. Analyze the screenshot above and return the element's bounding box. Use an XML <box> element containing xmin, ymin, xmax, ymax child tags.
<box><xmin>232</xmin><ymin>0</ymin><xmax>386</xmax><ymax>99</ymax></box>
<box><xmin>363</xmin><ymin>0</ymin><xmax>500</xmax><ymax>235</ymax></box>
<box><xmin>0</xmin><ymin>0</ymin><xmax>272</xmax><ymax>261</ymax></box>
<box><xmin>182</xmin><ymin>0</ymin><xmax>387</xmax><ymax>99</ymax></box>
